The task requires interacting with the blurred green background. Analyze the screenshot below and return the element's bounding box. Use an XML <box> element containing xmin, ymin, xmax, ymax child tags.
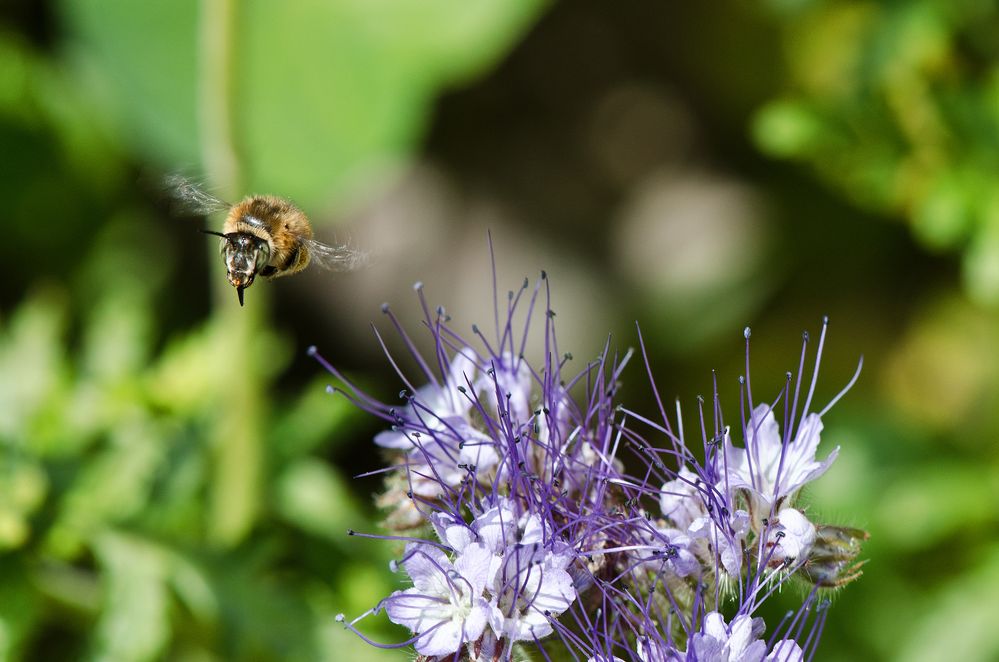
<box><xmin>1</xmin><ymin>0</ymin><xmax>997</xmax><ymax>660</ymax></box>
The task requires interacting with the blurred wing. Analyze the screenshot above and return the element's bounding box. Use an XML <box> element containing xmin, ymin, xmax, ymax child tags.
<box><xmin>307</xmin><ymin>238</ymin><xmax>369</xmax><ymax>272</ymax></box>
<box><xmin>164</xmin><ymin>174</ymin><xmax>231</xmax><ymax>216</ymax></box>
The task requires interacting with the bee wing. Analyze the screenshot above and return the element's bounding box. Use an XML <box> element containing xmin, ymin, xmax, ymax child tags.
<box><xmin>306</xmin><ymin>238</ymin><xmax>369</xmax><ymax>272</ymax></box>
<box><xmin>164</xmin><ymin>174</ymin><xmax>232</xmax><ymax>216</ymax></box>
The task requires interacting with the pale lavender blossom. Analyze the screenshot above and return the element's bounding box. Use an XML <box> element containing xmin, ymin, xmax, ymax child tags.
<box><xmin>722</xmin><ymin>404</ymin><xmax>837</xmax><ymax>518</ymax></box>
<box><xmin>315</xmin><ymin>254</ymin><xmax>865</xmax><ymax>662</ymax></box>
<box><xmin>382</xmin><ymin>542</ymin><xmax>492</xmax><ymax>656</ymax></box>
<box><xmin>688</xmin><ymin>612</ymin><xmax>803</xmax><ymax>662</ymax></box>
<box><xmin>689</xmin><ymin>612</ymin><xmax>767</xmax><ymax>662</ymax></box>
<box><xmin>659</xmin><ymin>466</ymin><xmax>710</xmax><ymax>530</ymax></box>
<box><xmin>687</xmin><ymin>508</ymin><xmax>751</xmax><ymax>578</ymax></box>
<box><xmin>765</xmin><ymin>507</ymin><xmax>817</xmax><ymax>568</ymax></box>
<box><xmin>488</xmin><ymin>542</ymin><xmax>577</xmax><ymax>643</ymax></box>
<box><xmin>373</xmin><ymin>348</ymin><xmax>479</xmax><ymax>450</ymax></box>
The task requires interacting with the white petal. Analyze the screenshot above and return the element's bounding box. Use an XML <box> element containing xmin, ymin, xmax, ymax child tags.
<box><xmin>659</xmin><ymin>466</ymin><xmax>708</xmax><ymax>529</ymax></box>
<box><xmin>766</xmin><ymin>640</ymin><xmax>804</xmax><ymax>662</ymax></box>
<box><xmin>702</xmin><ymin>612</ymin><xmax>728</xmax><ymax>641</ymax></box>
<box><xmin>411</xmin><ymin>600</ymin><xmax>488</xmax><ymax>656</ymax></box>
<box><xmin>454</xmin><ymin>543</ymin><xmax>497</xmax><ymax>595</ymax></box>
<box><xmin>475</xmin><ymin>504</ymin><xmax>518</xmax><ymax>553</ymax></box>
<box><xmin>401</xmin><ymin>544</ymin><xmax>451</xmax><ymax>592</ymax></box>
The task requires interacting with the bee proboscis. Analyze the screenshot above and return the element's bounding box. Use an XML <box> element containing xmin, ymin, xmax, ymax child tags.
<box><xmin>167</xmin><ymin>175</ymin><xmax>366</xmax><ymax>306</ymax></box>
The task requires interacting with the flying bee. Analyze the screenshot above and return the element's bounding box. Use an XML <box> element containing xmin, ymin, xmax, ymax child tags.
<box><xmin>166</xmin><ymin>175</ymin><xmax>366</xmax><ymax>306</ymax></box>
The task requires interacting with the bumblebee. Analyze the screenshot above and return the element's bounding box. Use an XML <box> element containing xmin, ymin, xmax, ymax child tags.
<box><xmin>168</xmin><ymin>175</ymin><xmax>366</xmax><ymax>305</ymax></box>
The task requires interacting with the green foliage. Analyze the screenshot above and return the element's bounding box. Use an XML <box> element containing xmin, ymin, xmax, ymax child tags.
<box><xmin>0</xmin><ymin>277</ymin><xmax>402</xmax><ymax>660</ymax></box>
<box><xmin>62</xmin><ymin>0</ymin><xmax>548</xmax><ymax>209</ymax></box>
<box><xmin>5</xmin><ymin>0</ymin><xmax>999</xmax><ymax>660</ymax></box>
<box><xmin>754</xmin><ymin>0</ymin><xmax>999</xmax><ymax>304</ymax></box>
<box><xmin>1</xmin><ymin>1</ymin><xmax>551</xmax><ymax>658</ymax></box>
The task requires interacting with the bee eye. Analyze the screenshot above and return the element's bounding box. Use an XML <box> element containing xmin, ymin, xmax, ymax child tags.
<box><xmin>254</xmin><ymin>241</ymin><xmax>270</xmax><ymax>269</ymax></box>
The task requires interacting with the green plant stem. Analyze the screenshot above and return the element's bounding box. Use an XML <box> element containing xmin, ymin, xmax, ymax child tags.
<box><xmin>198</xmin><ymin>0</ymin><xmax>264</xmax><ymax>548</ymax></box>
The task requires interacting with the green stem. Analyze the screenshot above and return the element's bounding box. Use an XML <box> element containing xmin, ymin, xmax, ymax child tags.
<box><xmin>197</xmin><ymin>0</ymin><xmax>264</xmax><ymax>548</ymax></box>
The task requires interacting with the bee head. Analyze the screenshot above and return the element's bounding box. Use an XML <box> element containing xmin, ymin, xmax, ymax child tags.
<box><xmin>204</xmin><ymin>231</ymin><xmax>271</xmax><ymax>306</ymax></box>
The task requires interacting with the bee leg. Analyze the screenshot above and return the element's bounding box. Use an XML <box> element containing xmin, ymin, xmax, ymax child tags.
<box><xmin>260</xmin><ymin>266</ymin><xmax>278</xmax><ymax>278</ymax></box>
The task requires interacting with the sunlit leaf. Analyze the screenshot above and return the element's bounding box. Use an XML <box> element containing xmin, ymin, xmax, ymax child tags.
<box><xmin>0</xmin><ymin>559</ymin><xmax>41</xmax><ymax>661</ymax></box>
<box><xmin>0</xmin><ymin>290</ymin><xmax>67</xmax><ymax>444</ymax></box>
<box><xmin>63</xmin><ymin>0</ymin><xmax>548</xmax><ymax>210</ymax></box>
<box><xmin>272</xmin><ymin>376</ymin><xmax>364</xmax><ymax>458</ymax></box>
<box><xmin>874</xmin><ymin>461</ymin><xmax>997</xmax><ymax>551</ymax></box>
<box><xmin>90</xmin><ymin>532</ymin><xmax>171</xmax><ymax>662</ymax></box>
<box><xmin>274</xmin><ymin>459</ymin><xmax>360</xmax><ymax>549</ymax></box>
<box><xmin>895</xmin><ymin>544</ymin><xmax>999</xmax><ymax>662</ymax></box>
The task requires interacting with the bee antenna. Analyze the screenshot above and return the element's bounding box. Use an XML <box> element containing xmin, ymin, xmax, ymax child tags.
<box><xmin>201</xmin><ymin>230</ymin><xmax>228</xmax><ymax>239</ymax></box>
<box><xmin>237</xmin><ymin>286</ymin><xmax>245</xmax><ymax>307</ymax></box>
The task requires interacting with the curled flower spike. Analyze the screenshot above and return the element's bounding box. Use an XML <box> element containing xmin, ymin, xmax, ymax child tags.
<box><xmin>313</xmin><ymin>247</ymin><xmax>866</xmax><ymax>661</ymax></box>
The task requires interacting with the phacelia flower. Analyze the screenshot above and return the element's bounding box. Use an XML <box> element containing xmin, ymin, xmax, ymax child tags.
<box><xmin>721</xmin><ymin>404</ymin><xmax>837</xmax><ymax>520</ymax></box>
<box><xmin>315</xmin><ymin>252</ymin><xmax>866</xmax><ymax>662</ymax></box>
<box><xmin>382</xmin><ymin>542</ymin><xmax>492</xmax><ymax>656</ymax></box>
<box><xmin>688</xmin><ymin>612</ymin><xmax>803</xmax><ymax>662</ymax></box>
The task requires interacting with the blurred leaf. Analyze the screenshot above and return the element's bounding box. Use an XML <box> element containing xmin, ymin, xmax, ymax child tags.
<box><xmin>963</xmin><ymin>193</ymin><xmax>999</xmax><ymax>305</ymax></box>
<box><xmin>274</xmin><ymin>459</ymin><xmax>359</xmax><ymax>548</ymax></box>
<box><xmin>912</xmin><ymin>169</ymin><xmax>977</xmax><ymax>250</ymax></box>
<box><xmin>59</xmin><ymin>0</ymin><xmax>200</xmax><ymax>170</ymax></box>
<box><xmin>205</xmin><ymin>554</ymin><xmax>317</xmax><ymax>660</ymax></box>
<box><xmin>874</xmin><ymin>460</ymin><xmax>998</xmax><ymax>550</ymax></box>
<box><xmin>63</xmin><ymin>0</ymin><xmax>548</xmax><ymax>209</ymax></box>
<box><xmin>272</xmin><ymin>376</ymin><xmax>364</xmax><ymax>458</ymax></box>
<box><xmin>90</xmin><ymin>532</ymin><xmax>171</xmax><ymax>662</ymax></box>
<box><xmin>0</xmin><ymin>289</ymin><xmax>67</xmax><ymax>444</ymax></box>
<box><xmin>895</xmin><ymin>544</ymin><xmax>999</xmax><ymax>662</ymax></box>
<box><xmin>46</xmin><ymin>421</ymin><xmax>163</xmax><ymax>559</ymax></box>
<box><xmin>164</xmin><ymin>550</ymin><xmax>219</xmax><ymax>623</ymax></box>
<box><xmin>0</xmin><ymin>559</ymin><xmax>41</xmax><ymax>661</ymax></box>
<box><xmin>882</xmin><ymin>294</ymin><xmax>999</xmax><ymax>435</ymax></box>
<box><xmin>752</xmin><ymin>100</ymin><xmax>827</xmax><ymax>157</ymax></box>
<box><xmin>0</xmin><ymin>459</ymin><xmax>47</xmax><ymax>550</ymax></box>
<box><xmin>0</xmin><ymin>32</ymin><xmax>122</xmax><ymax>191</ymax></box>
<box><xmin>756</xmin><ymin>0</ymin><xmax>999</xmax><ymax>303</ymax></box>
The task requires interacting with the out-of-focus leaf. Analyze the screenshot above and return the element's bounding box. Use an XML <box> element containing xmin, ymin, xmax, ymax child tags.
<box><xmin>895</xmin><ymin>544</ymin><xmax>999</xmax><ymax>662</ymax></box>
<box><xmin>205</xmin><ymin>554</ymin><xmax>317</xmax><ymax>660</ymax></box>
<box><xmin>272</xmin><ymin>376</ymin><xmax>364</xmax><ymax>458</ymax></box>
<box><xmin>882</xmin><ymin>294</ymin><xmax>999</xmax><ymax>435</ymax></box>
<box><xmin>0</xmin><ymin>559</ymin><xmax>41</xmax><ymax>661</ymax></box>
<box><xmin>274</xmin><ymin>459</ymin><xmax>359</xmax><ymax>548</ymax></box>
<box><xmin>752</xmin><ymin>100</ymin><xmax>827</xmax><ymax>157</ymax></box>
<box><xmin>963</xmin><ymin>195</ymin><xmax>999</xmax><ymax>305</ymax></box>
<box><xmin>45</xmin><ymin>421</ymin><xmax>163</xmax><ymax>559</ymax></box>
<box><xmin>147</xmin><ymin>316</ymin><xmax>288</xmax><ymax>413</ymax></box>
<box><xmin>755</xmin><ymin>0</ymin><xmax>999</xmax><ymax>303</ymax></box>
<box><xmin>90</xmin><ymin>532</ymin><xmax>171</xmax><ymax>662</ymax></box>
<box><xmin>874</xmin><ymin>462</ymin><xmax>998</xmax><ymax>551</ymax></box>
<box><xmin>912</xmin><ymin>170</ymin><xmax>978</xmax><ymax>251</ymax></box>
<box><xmin>62</xmin><ymin>0</ymin><xmax>548</xmax><ymax>209</ymax></box>
<box><xmin>0</xmin><ymin>33</ymin><xmax>122</xmax><ymax>191</ymax></box>
<box><xmin>0</xmin><ymin>459</ymin><xmax>47</xmax><ymax>549</ymax></box>
<box><xmin>164</xmin><ymin>550</ymin><xmax>219</xmax><ymax>623</ymax></box>
<box><xmin>59</xmin><ymin>0</ymin><xmax>200</xmax><ymax>170</ymax></box>
<box><xmin>0</xmin><ymin>290</ymin><xmax>66</xmax><ymax>444</ymax></box>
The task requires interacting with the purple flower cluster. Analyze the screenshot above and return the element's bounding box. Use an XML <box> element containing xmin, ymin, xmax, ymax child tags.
<box><xmin>312</xmin><ymin>262</ymin><xmax>866</xmax><ymax>662</ymax></box>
